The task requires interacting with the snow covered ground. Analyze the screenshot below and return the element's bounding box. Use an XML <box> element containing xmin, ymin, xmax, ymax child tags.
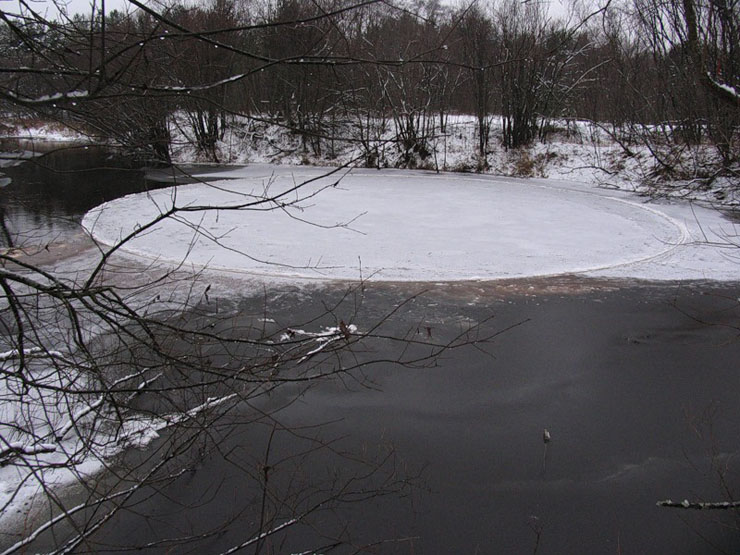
<box><xmin>84</xmin><ymin>165</ymin><xmax>740</xmax><ymax>283</ymax></box>
<box><xmin>170</xmin><ymin>114</ymin><xmax>740</xmax><ymax>208</ymax></box>
<box><xmin>1</xmin><ymin>120</ymin><xmax>86</xmax><ymax>143</ymax></box>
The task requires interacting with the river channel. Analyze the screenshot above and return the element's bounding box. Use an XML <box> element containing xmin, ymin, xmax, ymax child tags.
<box><xmin>1</xmin><ymin>143</ymin><xmax>740</xmax><ymax>554</ymax></box>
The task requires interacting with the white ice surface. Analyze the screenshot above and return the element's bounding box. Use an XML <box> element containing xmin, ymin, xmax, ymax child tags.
<box><xmin>83</xmin><ymin>165</ymin><xmax>740</xmax><ymax>282</ymax></box>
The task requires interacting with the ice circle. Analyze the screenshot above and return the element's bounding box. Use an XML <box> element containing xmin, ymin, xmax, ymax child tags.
<box><xmin>83</xmin><ymin>166</ymin><xmax>687</xmax><ymax>282</ymax></box>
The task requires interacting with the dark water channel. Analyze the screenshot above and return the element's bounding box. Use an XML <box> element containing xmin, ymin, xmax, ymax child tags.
<box><xmin>0</xmin><ymin>140</ymin><xmax>215</xmax><ymax>247</ymax></box>
<box><xmin>2</xmin><ymin>143</ymin><xmax>740</xmax><ymax>553</ymax></box>
<box><xmin>0</xmin><ymin>141</ymin><xmax>147</xmax><ymax>246</ymax></box>
<box><xmin>90</xmin><ymin>283</ymin><xmax>740</xmax><ymax>555</ymax></box>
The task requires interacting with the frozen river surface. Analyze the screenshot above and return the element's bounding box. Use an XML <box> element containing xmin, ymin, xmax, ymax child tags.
<box><xmin>83</xmin><ymin>165</ymin><xmax>740</xmax><ymax>282</ymax></box>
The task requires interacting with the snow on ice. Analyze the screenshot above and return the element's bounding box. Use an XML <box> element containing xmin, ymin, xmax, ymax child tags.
<box><xmin>84</xmin><ymin>165</ymin><xmax>739</xmax><ymax>282</ymax></box>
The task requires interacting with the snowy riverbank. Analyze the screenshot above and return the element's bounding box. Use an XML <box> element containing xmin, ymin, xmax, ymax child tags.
<box><xmin>5</xmin><ymin>114</ymin><xmax>739</xmax><ymax>209</ymax></box>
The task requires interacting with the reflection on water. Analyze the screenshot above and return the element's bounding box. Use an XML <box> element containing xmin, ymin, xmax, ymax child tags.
<box><xmin>0</xmin><ymin>137</ymin><xmax>40</xmax><ymax>170</ymax></box>
<box><xmin>0</xmin><ymin>141</ymin><xmax>158</xmax><ymax>248</ymax></box>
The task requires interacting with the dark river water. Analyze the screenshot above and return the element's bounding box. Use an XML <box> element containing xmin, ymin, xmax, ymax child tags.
<box><xmin>2</xmin><ymin>142</ymin><xmax>740</xmax><ymax>554</ymax></box>
<box><xmin>92</xmin><ymin>282</ymin><xmax>740</xmax><ymax>555</ymax></box>
<box><xmin>0</xmin><ymin>140</ymin><xmax>217</xmax><ymax>247</ymax></box>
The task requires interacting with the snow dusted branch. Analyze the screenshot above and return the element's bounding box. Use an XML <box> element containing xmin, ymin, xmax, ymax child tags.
<box><xmin>214</xmin><ymin>510</ymin><xmax>332</xmax><ymax>555</ymax></box>
<box><xmin>657</xmin><ymin>499</ymin><xmax>740</xmax><ymax>510</ymax></box>
<box><xmin>0</xmin><ymin>442</ymin><xmax>56</xmax><ymax>465</ymax></box>
<box><xmin>54</xmin><ymin>398</ymin><xmax>106</xmax><ymax>441</ymax></box>
<box><xmin>163</xmin><ymin>392</ymin><xmax>239</xmax><ymax>427</ymax></box>
<box><xmin>0</xmin><ymin>89</ymin><xmax>89</xmax><ymax>106</ymax></box>
<box><xmin>281</xmin><ymin>322</ymin><xmax>358</xmax><ymax>364</ymax></box>
<box><xmin>705</xmin><ymin>74</ymin><xmax>740</xmax><ymax>106</ymax></box>
<box><xmin>0</xmin><ymin>347</ymin><xmax>65</xmax><ymax>362</ymax></box>
<box><xmin>215</xmin><ymin>514</ymin><xmax>307</xmax><ymax>555</ymax></box>
<box><xmin>53</xmin><ymin>370</ymin><xmax>164</xmax><ymax>441</ymax></box>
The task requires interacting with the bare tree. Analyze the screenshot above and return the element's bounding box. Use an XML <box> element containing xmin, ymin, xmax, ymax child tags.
<box><xmin>0</xmin><ymin>1</ymin><xmax>503</xmax><ymax>552</ymax></box>
<box><xmin>626</xmin><ymin>0</ymin><xmax>739</xmax><ymax>187</ymax></box>
<box><xmin>0</xmin><ymin>163</ymin><xmax>501</xmax><ymax>553</ymax></box>
<box><xmin>457</xmin><ymin>3</ymin><xmax>495</xmax><ymax>163</ymax></box>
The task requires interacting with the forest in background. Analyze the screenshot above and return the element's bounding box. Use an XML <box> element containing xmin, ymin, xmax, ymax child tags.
<box><xmin>0</xmin><ymin>0</ymin><xmax>738</xmax><ymax>188</ymax></box>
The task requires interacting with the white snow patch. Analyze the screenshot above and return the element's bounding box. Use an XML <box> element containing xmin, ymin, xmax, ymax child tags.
<box><xmin>4</xmin><ymin>89</ymin><xmax>89</xmax><ymax>105</ymax></box>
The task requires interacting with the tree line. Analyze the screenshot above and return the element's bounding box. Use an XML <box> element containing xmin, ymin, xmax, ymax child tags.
<box><xmin>1</xmin><ymin>0</ymin><xmax>738</xmax><ymax>175</ymax></box>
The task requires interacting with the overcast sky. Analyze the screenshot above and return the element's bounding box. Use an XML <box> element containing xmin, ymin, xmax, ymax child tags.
<box><xmin>11</xmin><ymin>0</ymin><xmax>162</xmax><ymax>19</ymax></box>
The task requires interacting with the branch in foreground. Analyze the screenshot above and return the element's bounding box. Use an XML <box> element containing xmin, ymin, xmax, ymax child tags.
<box><xmin>657</xmin><ymin>499</ymin><xmax>740</xmax><ymax>510</ymax></box>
